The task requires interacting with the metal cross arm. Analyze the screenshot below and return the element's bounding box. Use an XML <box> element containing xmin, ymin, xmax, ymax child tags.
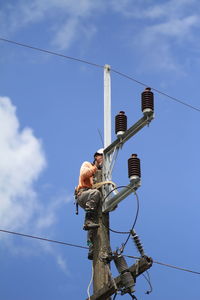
<box><xmin>102</xmin><ymin>181</ymin><xmax>140</xmax><ymax>213</ymax></box>
<box><xmin>104</xmin><ymin>112</ymin><xmax>154</xmax><ymax>157</ymax></box>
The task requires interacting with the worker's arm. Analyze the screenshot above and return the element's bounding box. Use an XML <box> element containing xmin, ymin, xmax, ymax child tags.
<box><xmin>80</xmin><ymin>161</ymin><xmax>97</xmax><ymax>179</ymax></box>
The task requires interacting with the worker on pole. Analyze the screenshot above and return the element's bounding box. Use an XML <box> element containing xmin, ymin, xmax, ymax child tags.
<box><xmin>75</xmin><ymin>148</ymin><xmax>104</xmax><ymax>259</ymax></box>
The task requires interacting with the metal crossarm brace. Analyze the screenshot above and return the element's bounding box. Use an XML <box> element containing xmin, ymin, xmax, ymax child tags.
<box><xmin>86</xmin><ymin>256</ymin><xmax>153</xmax><ymax>300</ymax></box>
<box><xmin>102</xmin><ymin>181</ymin><xmax>140</xmax><ymax>213</ymax></box>
<box><xmin>104</xmin><ymin>112</ymin><xmax>154</xmax><ymax>156</ymax></box>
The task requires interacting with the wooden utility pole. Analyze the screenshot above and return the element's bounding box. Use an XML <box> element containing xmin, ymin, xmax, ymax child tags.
<box><xmin>92</xmin><ymin>172</ymin><xmax>112</xmax><ymax>299</ymax></box>
<box><xmin>89</xmin><ymin>65</ymin><xmax>154</xmax><ymax>299</ymax></box>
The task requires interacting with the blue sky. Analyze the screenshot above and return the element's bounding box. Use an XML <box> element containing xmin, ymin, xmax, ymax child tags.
<box><xmin>0</xmin><ymin>0</ymin><xmax>200</xmax><ymax>299</ymax></box>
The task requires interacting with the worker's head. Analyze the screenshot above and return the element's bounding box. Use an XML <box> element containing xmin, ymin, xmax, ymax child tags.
<box><xmin>94</xmin><ymin>148</ymin><xmax>104</xmax><ymax>167</ymax></box>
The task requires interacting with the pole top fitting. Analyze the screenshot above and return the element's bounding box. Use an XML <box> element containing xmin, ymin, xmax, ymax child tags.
<box><xmin>104</xmin><ymin>64</ymin><xmax>111</xmax><ymax>71</ymax></box>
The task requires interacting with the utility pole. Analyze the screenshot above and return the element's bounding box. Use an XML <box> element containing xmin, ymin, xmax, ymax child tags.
<box><xmin>92</xmin><ymin>65</ymin><xmax>112</xmax><ymax>298</ymax></box>
<box><xmin>90</xmin><ymin>65</ymin><xmax>154</xmax><ymax>300</ymax></box>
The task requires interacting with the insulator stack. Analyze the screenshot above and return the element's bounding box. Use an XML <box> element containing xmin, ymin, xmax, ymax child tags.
<box><xmin>131</xmin><ymin>229</ymin><xmax>145</xmax><ymax>257</ymax></box>
<box><xmin>141</xmin><ymin>87</ymin><xmax>154</xmax><ymax>114</ymax></box>
<box><xmin>115</xmin><ymin>111</ymin><xmax>127</xmax><ymax>137</ymax></box>
<box><xmin>114</xmin><ymin>254</ymin><xmax>135</xmax><ymax>293</ymax></box>
<box><xmin>128</xmin><ymin>154</ymin><xmax>141</xmax><ymax>182</ymax></box>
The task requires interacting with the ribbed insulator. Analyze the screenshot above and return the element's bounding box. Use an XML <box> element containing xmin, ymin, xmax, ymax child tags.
<box><xmin>114</xmin><ymin>254</ymin><xmax>129</xmax><ymax>273</ymax></box>
<box><xmin>128</xmin><ymin>154</ymin><xmax>141</xmax><ymax>180</ymax></box>
<box><xmin>115</xmin><ymin>111</ymin><xmax>127</xmax><ymax>137</ymax></box>
<box><xmin>114</xmin><ymin>254</ymin><xmax>135</xmax><ymax>292</ymax></box>
<box><xmin>121</xmin><ymin>272</ymin><xmax>135</xmax><ymax>292</ymax></box>
<box><xmin>131</xmin><ymin>229</ymin><xmax>145</xmax><ymax>256</ymax></box>
<box><xmin>141</xmin><ymin>87</ymin><xmax>154</xmax><ymax>114</ymax></box>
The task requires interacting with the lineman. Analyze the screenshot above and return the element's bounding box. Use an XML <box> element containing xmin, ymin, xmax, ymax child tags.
<box><xmin>75</xmin><ymin>148</ymin><xmax>104</xmax><ymax>259</ymax></box>
<box><xmin>76</xmin><ymin>148</ymin><xmax>103</xmax><ymax>229</ymax></box>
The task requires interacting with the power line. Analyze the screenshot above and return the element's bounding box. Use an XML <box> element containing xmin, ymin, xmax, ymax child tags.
<box><xmin>1</xmin><ymin>37</ymin><xmax>200</xmax><ymax>113</ymax></box>
<box><xmin>153</xmin><ymin>260</ymin><xmax>200</xmax><ymax>275</ymax></box>
<box><xmin>124</xmin><ymin>255</ymin><xmax>200</xmax><ymax>275</ymax></box>
<box><xmin>1</xmin><ymin>228</ymin><xmax>200</xmax><ymax>276</ymax></box>
<box><xmin>111</xmin><ymin>68</ymin><xmax>200</xmax><ymax>113</ymax></box>
<box><xmin>0</xmin><ymin>37</ymin><xmax>103</xmax><ymax>69</ymax></box>
<box><xmin>0</xmin><ymin>229</ymin><xmax>88</xmax><ymax>250</ymax></box>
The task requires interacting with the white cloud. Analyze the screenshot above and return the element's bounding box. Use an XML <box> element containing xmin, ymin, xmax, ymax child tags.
<box><xmin>56</xmin><ymin>254</ymin><xmax>69</xmax><ymax>275</ymax></box>
<box><xmin>145</xmin><ymin>15</ymin><xmax>199</xmax><ymax>40</ymax></box>
<box><xmin>52</xmin><ymin>17</ymin><xmax>79</xmax><ymax>51</ymax></box>
<box><xmin>110</xmin><ymin>0</ymin><xmax>199</xmax><ymax>20</ymax></box>
<box><xmin>36</xmin><ymin>191</ymin><xmax>73</xmax><ymax>230</ymax></box>
<box><xmin>110</xmin><ymin>0</ymin><xmax>200</xmax><ymax>72</ymax></box>
<box><xmin>0</xmin><ymin>96</ymin><xmax>46</xmax><ymax>230</ymax></box>
<box><xmin>1</xmin><ymin>0</ymin><xmax>200</xmax><ymax>74</ymax></box>
<box><xmin>0</xmin><ymin>0</ymin><xmax>102</xmax><ymax>50</ymax></box>
<box><xmin>0</xmin><ymin>96</ymin><xmax>72</xmax><ymax>274</ymax></box>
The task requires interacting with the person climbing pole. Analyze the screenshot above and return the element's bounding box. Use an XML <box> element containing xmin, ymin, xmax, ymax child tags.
<box><xmin>75</xmin><ymin>148</ymin><xmax>104</xmax><ymax>259</ymax></box>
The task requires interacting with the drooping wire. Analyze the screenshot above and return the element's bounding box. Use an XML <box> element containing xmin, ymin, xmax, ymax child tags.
<box><xmin>0</xmin><ymin>229</ymin><xmax>88</xmax><ymax>249</ymax></box>
<box><xmin>1</xmin><ymin>37</ymin><xmax>200</xmax><ymax>113</ymax></box>
<box><xmin>120</xmin><ymin>191</ymin><xmax>139</xmax><ymax>252</ymax></box>
<box><xmin>102</xmin><ymin>186</ymin><xmax>139</xmax><ymax>235</ymax></box>
<box><xmin>142</xmin><ymin>271</ymin><xmax>153</xmax><ymax>294</ymax></box>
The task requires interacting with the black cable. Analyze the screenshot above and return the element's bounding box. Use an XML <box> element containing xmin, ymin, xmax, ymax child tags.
<box><xmin>124</xmin><ymin>254</ymin><xmax>200</xmax><ymax>275</ymax></box>
<box><xmin>111</xmin><ymin>68</ymin><xmax>200</xmax><ymax>113</ymax></box>
<box><xmin>128</xmin><ymin>292</ymin><xmax>138</xmax><ymax>300</ymax></box>
<box><xmin>0</xmin><ymin>229</ymin><xmax>88</xmax><ymax>250</ymax></box>
<box><xmin>1</xmin><ymin>228</ymin><xmax>200</xmax><ymax>276</ymax></box>
<box><xmin>102</xmin><ymin>186</ymin><xmax>139</xmax><ymax>235</ymax></box>
<box><xmin>1</xmin><ymin>37</ymin><xmax>200</xmax><ymax>113</ymax></box>
<box><xmin>120</xmin><ymin>191</ymin><xmax>139</xmax><ymax>252</ymax></box>
<box><xmin>113</xmin><ymin>293</ymin><xmax>117</xmax><ymax>300</ymax></box>
<box><xmin>0</xmin><ymin>37</ymin><xmax>103</xmax><ymax>69</ymax></box>
<box><xmin>142</xmin><ymin>271</ymin><xmax>153</xmax><ymax>294</ymax></box>
<box><xmin>153</xmin><ymin>260</ymin><xmax>200</xmax><ymax>275</ymax></box>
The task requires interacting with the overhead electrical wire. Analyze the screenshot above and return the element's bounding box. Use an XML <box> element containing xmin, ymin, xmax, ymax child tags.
<box><xmin>0</xmin><ymin>37</ymin><xmax>103</xmax><ymax>69</ymax></box>
<box><xmin>0</xmin><ymin>229</ymin><xmax>88</xmax><ymax>250</ymax></box>
<box><xmin>0</xmin><ymin>37</ymin><xmax>199</xmax><ymax>275</ymax></box>
<box><xmin>102</xmin><ymin>186</ymin><xmax>139</xmax><ymax>235</ymax></box>
<box><xmin>0</xmin><ymin>228</ymin><xmax>200</xmax><ymax>276</ymax></box>
<box><xmin>124</xmin><ymin>255</ymin><xmax>200</xmax><ymax>276</ymax></box>
<box><xmin>153</xmin><ymin>260</ymin><xmax>200</xmax><ymax>275</ymax></box>
<box><xmin>111</xmin><ymin>68</ymin><xmax>200</xmax><ymax>113</ymax></box>
<box><xmin>1</xmin><ymin>37</ymin><xmax>200</xmax><ymax>113</ymax></box>
<box><xmin>120</xmin><ymin>191</ymin><xmax>139</xmax><ymax>252</ymax></box>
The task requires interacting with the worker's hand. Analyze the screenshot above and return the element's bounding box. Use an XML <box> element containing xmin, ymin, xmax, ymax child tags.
<box><xmin>96</xmin><ymin>155</ymin><xmax>103</xmax><ymax>167</ymax></box>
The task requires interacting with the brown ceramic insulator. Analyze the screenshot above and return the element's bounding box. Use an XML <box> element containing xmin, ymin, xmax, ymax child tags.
<box><xmin>128</xmin><ymin>154</ymin><xmax>141</xmax><ymax>178</ymax></box>
<box><xmin>114</xmin><ymin>254</ymin><xmax>129</xmax><ymax>273</ymax></box>
<box><xmin>115</xmin><ymin>111</ymin><xmax>127</xmax><ymax>135</ymax></box>
<box><xmin>114</xmin><ymin>254</ymin><xmax>135</xmax><ymax>291</ymax></box>
<box><xmin>141</xmin><ymin>87</ymin><xmax>154</xmax><ymax>113</ymax></box>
